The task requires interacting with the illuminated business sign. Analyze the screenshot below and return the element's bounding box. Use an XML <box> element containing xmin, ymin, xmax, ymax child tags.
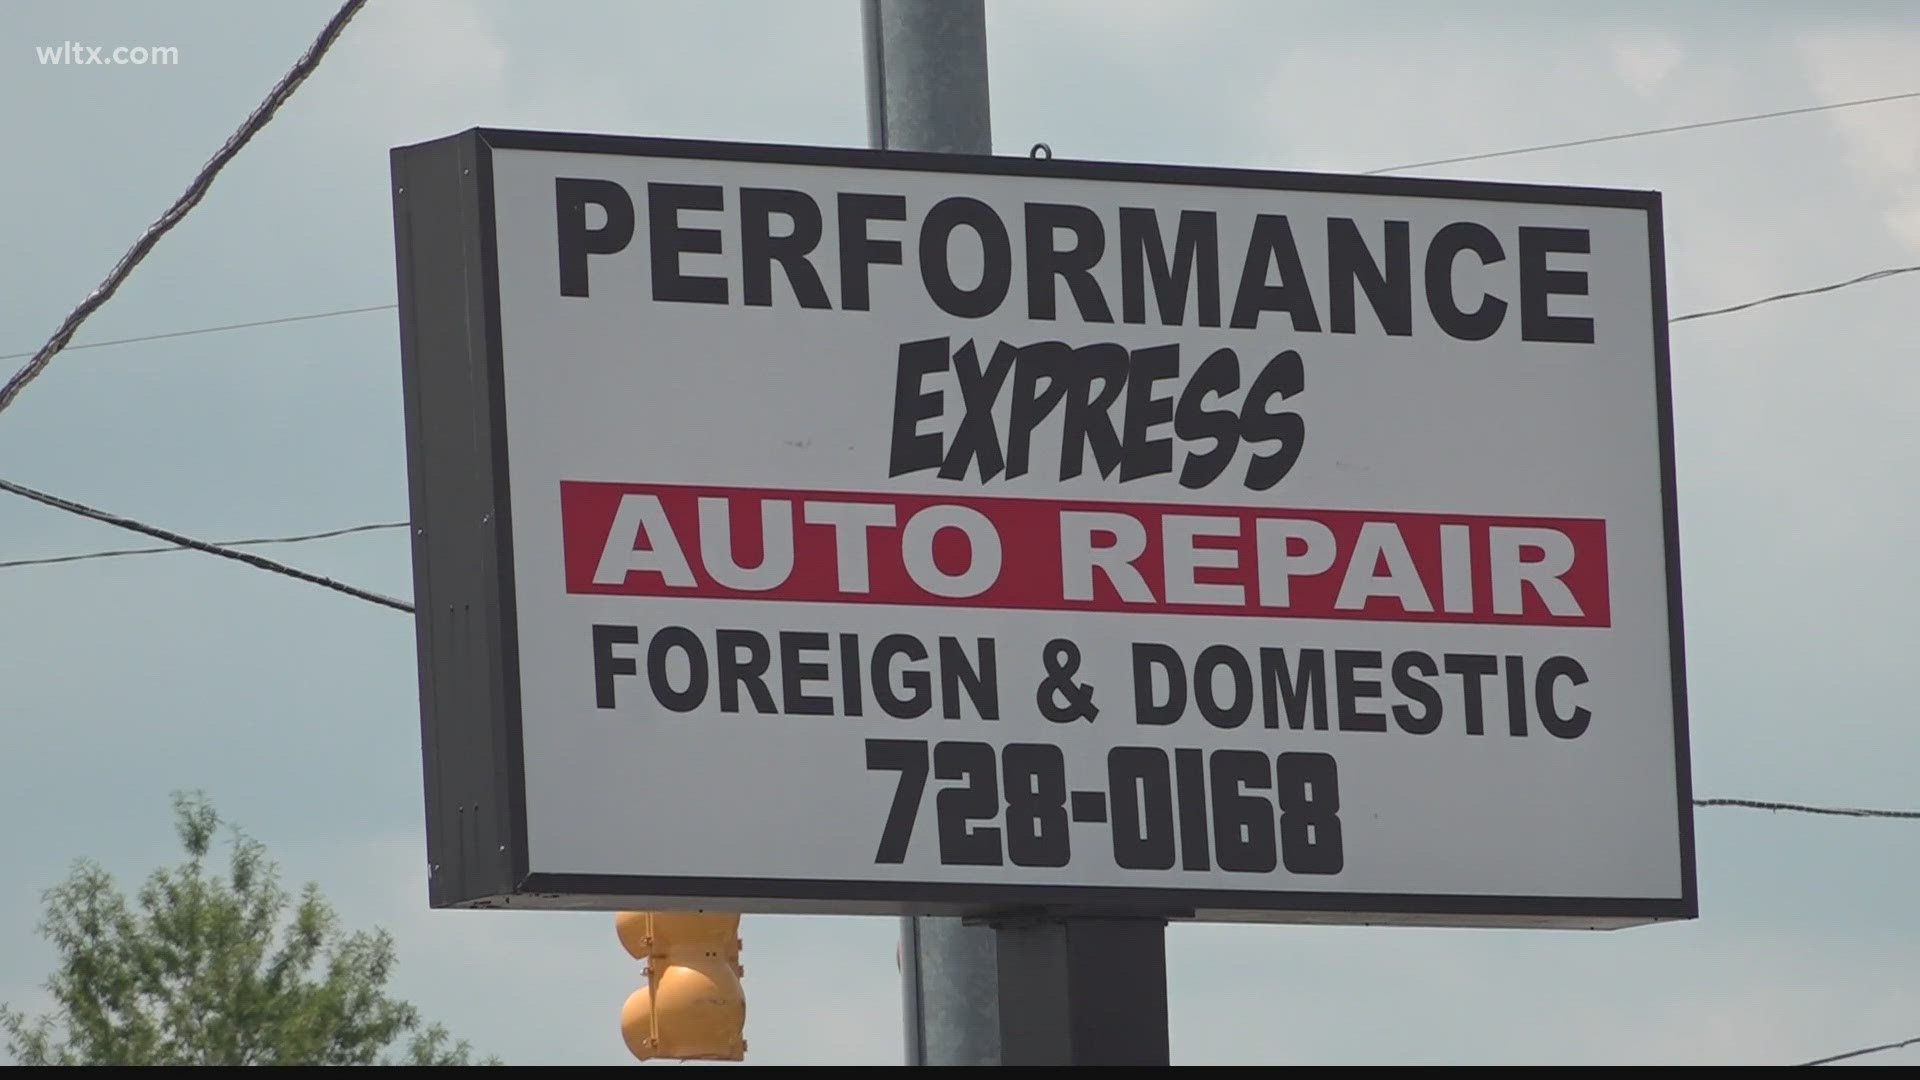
<box><xmin>391</xmin><ymin>130</ymin><xmax>1694</xmax><ymax>926</ymax></box>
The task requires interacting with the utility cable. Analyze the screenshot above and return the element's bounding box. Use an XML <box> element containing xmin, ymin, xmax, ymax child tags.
<box><xmin>0</xmin><ymin>520</ymin><xmax>407</xmax><ymax>570</ymax></box>
<box><xmin>1</xmin><ymin>83</ymin><xmax>1911</xmax><ymax>371</ymax></box>
<box><xmin>0</xmin><ymin>304</ymin><xmax>396</xmax><ymax>362</ymax></box>
<box><xmin>1694</xmin><ymin>797</ymin><xmax>1920</xmax><ymax>821</ymax></box>
<box><xmin>1671</xmin><ymin>265</ymin><xmax>1920</xmax><ymax>323</ymax></box>
<box><xmin>0</xmin><ymin>254</ymin><xmax>1916</xmax><ymax>602</ymax></box>
<box><xmin>0</xmin><ymin>477</ymin><xmax>410</xmax><ymax>613</ymax></box>
<box><xmin>1366</xmin><ymin>89</ymin><xmax>1920</xmax><ymax>175</ymax></box>
<box><xmin>0</xmin><ymin>0</ymin><xmax>368</xmax><ymax>417</ymax></box>
<box><xmin>0</xmin><ymin>77</ymin><xmax>1914</xmax><ymax>616</ymax></box>
<box><xmin>15</xmin><ymin>487</ymin><xmax>1920</xmax><ymax>829</ymax></box>
<box><xmin>1800</xmin><ymin>1033</ymin><xmax>1920</xmax><ymax>1066</ymax></box>
<box><xmin>5</xmin><ymin>258</ymin><xmax>1912</xmax><ymax>368</ymax></box>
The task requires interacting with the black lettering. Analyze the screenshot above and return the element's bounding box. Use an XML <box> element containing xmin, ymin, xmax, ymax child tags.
<box><xmin>1425</xmin><ymin>222</ymin><xmax>1506</xmax><ymax>341</ymax></box>
<box><xmin>1132</xmin><ymin>642</ymin><xmax>1185</xmax><ymax>725</ymax></box>
<box><xmin>1444</xmin><ymin>652</ymin><xmax>1498</xmax><ymax>735</ymax></box>
<box><xmin>556</xmin><ymin>178</ymin><xmax>634</xmax><ymax>299</ymax></box>
<box><xmin>716</xmin><ymin>628</ymin><xmax>775</xmax><ymax>713</ymax></box>
<box><xmin>1120</xmin><ymin>208</ymin><xmax>1220</xmax><ymax>327</ymax></box>
<box><xmin>866</xmin><ymin>739</ymin><xmax>926</xmax><ymax>863</ymax></box>
<box><xmin>1119</xmin><ymin>344</ymin><xmax>1177</xmax><ymax>481</ymax></box>
<box><xmin>1240</xmin><ymin>349</ymin><xmax>1305</xmax><ymax>491</ymax></box>
<box><xmin>1230</xmin><ymin>215</ymin><xmax>1322</xmax><ymax>331</ymax></box>
<box><xmin>1058</xmin><ymin>343</ymin><xmax>1129</xmax><ymax>480</ymax></box>
<box><xmin>1536</xmin><ymin>655</ymin><xmax>1592</xmax><ymax>738</ymax></box>
<box><xmin>1504</xmin><ymin>654</ymin><xmax>1529</xmax><ymax>737</ymax></box>
<box><xmin>1209</xmin><ymin>749</ymin><xmax>1277</xmax><ymax>873</ymax></box>
<box><xmin>1026</xmin><ymin>202</ymin><xmax>1113</xmax><ymax>322</ymax></box>
<box><xmin>839</xmin><ymin>633</ymin><xmax>864</xmax><ymax>716</ymax></box>
<box><xmin>1174</xmin><ymin>747</ymin><xmax>1210</xmax><ymax>870</ymax></box>
<box><xmin>1276</xmin><ymin>752</ymin><xmax>1343</xmax><ymax>875</ymax></box>
<box><xmin>921</xmin><ymin>197</ymin><xmax>1013</xmax><ymax>319</ymax></box>
<box><xmin>938</xmin><ymin>341</ymin><xmax>1017</xmax><ymax>481</ymax></box>
<box><xmin>1328</xmin><ymin>218</ymin><xmax>1411</xmax><ymax>336</ymax></box>
<box><xmin>780</xmin><ymin>631</ymin><xmax>832</xmax><ymax>716</ymax></box>
<box><xmin>934</xmin><ymin>741</ymin><xmax>1002</xmax><ymax>866</ymax></box>
<box><xmin>1391</xmin><ymin>650</ymin><xmax>1442</xmax><ymax>734</ymax></box>
<box><xmin>1519</xmin><ymin>226</ymin><xmax>1594</xmax><ymax>344</ymax></box>
<box><xmin>1173</xmin><ymin>347</ymin><xmax>1241</xmax><ymax>489</ymax></box>
<box><xmin>1335</xmin><ymin>649</ymin><xmax>1386</xmax><ymax>732</ymax></box>
<box><xmin>648</xmin><ymin>183</ymin><xmax>727</xmax><ymax>304</ymax></box>
<box><xmin>591</xmin><ymin>623</ymin><xmax>639</xmax><ymax>708</ymax></box>
<box><xmin>740</xmin><ymin>188</ymin><xmax>829</xmax><ymax>309</ymax></box>
<box><xmin>1108</xmin><ymin>747</ymin><xmax>1176</xmax><ymax>870</ymax></box>
<box><xmin>1195</xmin><ymin>644</ymin><xmax>1252</xmax><ymax>729</ymax></box>
<box><xmin>1006</xmin><ymin>345</ymin><xmax>1068</xmax><ymax>480</ymax></box>
<box><xmin>872</xmin><ymin>634</ymin><xmax>931</xmax><ymax>719</ymax></box>
<box><xmin>1001</xmin><ymin>743</ymin><xmax>1070</xmax><ymax>867</ymax></box>
<box><xmin>889</xmin><ymin>338</ymin><xmax>948</xmax><ymax>477</ymax></box>
<box><xmin>940</xmin><ymin>637</ymin><xmax>1000</xmax><ymax>720</ymax></box>
<box><xmin>838</xmin><ymin>193</ymin><xmax>906</xmax><ymax>311</ymax></box>
<box><xmin>647</xmin><ymin>625</ymin><xmax>708</xmax><ymax>713</ymax></box>
<box><xmin>1259</xmin><ymin>647</ymin><xmax>1327</xmax><ymax>730</ymax></box>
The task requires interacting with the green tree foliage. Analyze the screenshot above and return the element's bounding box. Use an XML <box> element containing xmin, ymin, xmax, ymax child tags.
<box><xmin>1</xmin><ymin>793</ymin><xmax>491</xmax><ymax>1066</ymax></box>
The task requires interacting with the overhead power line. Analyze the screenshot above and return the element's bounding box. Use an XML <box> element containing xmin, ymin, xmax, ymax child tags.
<box><xmin>0</xmin><ymin>258</ymin><xmax>1914</xmax><ymax>598</ymax></box>
<box><xmin>6</xmin><ymin>86</ymin><xmax>1919</xmax><ymax>366</ymax></box>
<box><xmin>1800</xmin><ymin>1033</ymin><xmax>1920</xmax><ymax>1067</ymax></box>
<box><xmin>0</xmin><ymin>304</ymin><xmax>396</xmax><ymax>363</ymax></box>
<box><xmin>0</xmin><ymin>520</ymin><xmax>408</xmax><ymax>570</ymax></box>
<box><xmin>0</xmin><ymin>76</ymin><xmax>1914</xmax><ymax>616</ymax></box>
<box><xmin>1366</xmin><ymin>88</ymin><xmax>1920</xmax><ymax>175</ymax></box>
<box><xmin>16</xmin><ymin>489</ymin><xmax>1920</xmax><ymax>835</ymax></box>
<box><xmin>0</xmin><ymin>0</ymin><xmax>368</xmax><ymax>418</ymax></box>
<box><xmin>9</xmin><ymin>491</ymin><xmax>1920</xmax><ymax>824</ymax></box>
<box><xmin>1693</xmin><ymin>797</ymin><xmax>1920</xmax><ymax>821</ymax></box>
<box><xmin>6</xmin><ymin>257</ymin><xmax>1915</xmax><ymax>366</ymax></box>
<box><xmin>1670</xmin><ymin>265</ymin><xmax>1920</xmax><ymax>323</ymax></box>
<box><xmin>0</xmin><ymin>477</ymin><xmax>411</xmax><ymax>614</ymax></box>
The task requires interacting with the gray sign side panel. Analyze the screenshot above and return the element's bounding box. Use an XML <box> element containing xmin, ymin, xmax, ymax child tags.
<box><xmin>391</xmin><ymin>133</ymin><xmax>520</xmax><ymax>907</ymax></box>
<box><xmin>1645</xmin><ymin>198</ymin><xmax>1700</xmax><ymax>919</ymax></box>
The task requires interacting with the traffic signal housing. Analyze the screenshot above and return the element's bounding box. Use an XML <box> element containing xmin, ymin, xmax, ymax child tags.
<box><xmin>616</xmin><ymin>911</ymin><xmax>746</xmax><ymax>1062</ymax></box>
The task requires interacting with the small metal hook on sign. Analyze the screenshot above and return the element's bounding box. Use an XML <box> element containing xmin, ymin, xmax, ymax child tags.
<box><xmin>1029</xmin><ymin>142</ymin><xmax>1053</xmax><ymax>160</ymax></box>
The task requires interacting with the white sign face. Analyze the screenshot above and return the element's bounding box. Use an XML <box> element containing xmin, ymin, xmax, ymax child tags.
<box><xmin>405</xmin><ymin>132</ymin><xmax>1693</xmax><ymax>925</ymax></box>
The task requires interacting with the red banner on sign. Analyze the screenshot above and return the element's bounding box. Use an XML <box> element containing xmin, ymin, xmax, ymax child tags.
<box><xmin>559</xmin><ymin>481</ymin><xmax>1609</xmax><ymax>628</ymax></box>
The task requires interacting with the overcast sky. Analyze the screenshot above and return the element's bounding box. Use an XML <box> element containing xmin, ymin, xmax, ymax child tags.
<box><xmin>3</xmin><ymin>0</ymin><xmax>1918</xmax><ymax>1066</ymax></box>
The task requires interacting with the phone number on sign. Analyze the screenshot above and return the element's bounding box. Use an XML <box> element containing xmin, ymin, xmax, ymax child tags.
<box><xmin>864</xmin><ymin>740</ymin><xmax>1343</xmax><ymax>874</ymax></box>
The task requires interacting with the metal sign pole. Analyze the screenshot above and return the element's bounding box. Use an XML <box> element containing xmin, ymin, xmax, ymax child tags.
<box><xmin>992</xmin><ymin>916</ymin><xmax>1170</xmax><ymax>1065</ymax></box>
<box><xmin>861</xmin><ymin>1</ymin><xmax>1171</xmax><ymax>1065</ymax></box>
<box><xmin>861</xmin><ymin>1</ymin><xmax>1003</xmax><ymax>1066</ymax></box>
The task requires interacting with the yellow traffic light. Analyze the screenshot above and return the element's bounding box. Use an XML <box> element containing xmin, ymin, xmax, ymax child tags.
<box><xmin>616</xmin><ymin>912</ymin><xmax>746</xmax><ymax>1062</ymax></box>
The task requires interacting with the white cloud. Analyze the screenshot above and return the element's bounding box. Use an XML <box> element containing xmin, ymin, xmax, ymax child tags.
<box><xmin>332</xmin><ymin>0</ymin><xmax>511</xmax><ymax>146</ymax></box>
<box><xmin>1024</xmin><ymin>0</ymin><xmax>1221</xmax><ymax>46</ymax></box>
<box><xmin>1798</xmin><ymin>31</ymin><xmax>1920</xmax><ymax>254</ymax></box>
<box><xmin>356</xmin><ymin>0</ymin><xmax>508</xmax><ymax>95</ymax></box>
<box><xmin>1613</xmin><ymin>33</ymin><xmax>1686</xmax><ymax>98</ymax></box>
